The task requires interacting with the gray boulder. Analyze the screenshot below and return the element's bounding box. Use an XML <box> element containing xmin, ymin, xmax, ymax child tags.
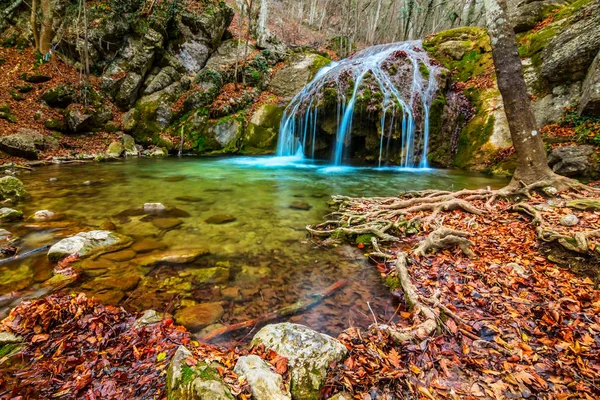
<box><xmin>560</xmin><ymin>214</ymin><xmax>579</xmax><ymax>227</ymax></box>
<box><xmin>143</xmin><ymin>66</ymin><xmax>181</xmax><ymax>95</ymax></box>
<box><xmin>0</xmin><ymin>176</ymin><xmax>29</xmax><ymax>201</ymax></box>
<box><xmin>122</xmin><ymin>134</ymin><xmax>138</xmax><ymax>156</ymax></box>
<box><xmin>0</xmin><ymin>207</ymin><xmax>23</xmax><ymax>222</ymax></box>
<box><xmin>167</xmin><ymin>346</ymin><xmax>234</xmax><ymax>400</ymax></box>
<box><xmin>541</xmin><ymin>1</ymin><xmax>600</xmax><ymax>84</ymax></box>
<box><xmin>533</xmin><ymin>82</ymin><xmax>581</xmax><ymax>126</ymax></box>
<box><xmin>548</xmin><ymin>145</ymin><xmax>597</xmax><ymax>177</ymax></box>
<box><xmin>0</xmin><ymin>130</ymin><xmax>59</xmax><ymax>160</ymax></box>
<box><xmin>210</xmin><ymin>118</ymin><xmax>243</xmax><ymax>148</ymax></box>
<box><xmin>510</xmin><ymin>0</ymin><xmax>569</xmax><ymax>33</ymax></box>
<box><xmin>47</xmin><ymin>230</ymin><xmax>133</xmax><ymax>262</ymax></box>
<box><xmin>234</xmin><ymin>355</ymin><xmax>291</xmax><ymax>400</ymax></box>
<box><xmin>251</xmin><ymin>323</ymin><xmax>347</xmax><ymax>400</ymax></box>
<box><xmin>206</xmin><ymin>40</ymin><xmax>255</xmax><ymax>71</ymax></box>
<box><xmin>65</xmin><ymin>108</ymin><xmax>92</xmax><ymax>133</ymax></box>
<box><xmin>106</xmin><ymin>141</ymin><xmax>124</xmax><ymax>158</ymax></box>
<box><xmin>268</xmin><ymin>53</ymin><xmax>331</xmax><ymax>100</ymax></box>
<box><xmin>580</xmin><ymin>51</ymin><xmax>600</xmax><ymax>117</ymax></box>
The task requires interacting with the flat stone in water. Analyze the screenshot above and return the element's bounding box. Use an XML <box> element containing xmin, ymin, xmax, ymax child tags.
<box><xmin>152</xmin><ymin>218</ymin><xmax>182</xmax><ymax>230</ymax></box>
<box><xmin>90</xmin><ymin>289</ymin><xmax>125</xmax><ymax>305</ymax></box>
<box><xmin>102</xmin><ymin>249</ymin><xmax>137</xmax><ymax>262</ymax></box>
<box><xmin>136</xmin><ymin>248</ymin><xmax>209</xmax><ymax>266</ymax></box>
<box><xmin>82</xmin><ymin>273</ymin><xmax>141</xmax><ymax>291</ymax></box>
<box><xmin>164</xmin><ymin>175</ymin><xmax>186</xmax><ymax>182</ymax></box>
<box><xmin>143</xmin><ymin>203</ymin><xmax>166</xmax><ymax>212</ymax></box>
<box><xmin>174</xmin><ymin>302</ymin><xmax>224</xmax><ymax>331</ymax></box>
<box><xmin>205</xmin><ymin>214</ymin><xmax>236</xmax><ymax>224</ymax></box>
<box><xmin>47</xmin><ymin>230</ymin><xmax>133</xmax><ymax>262</ymax></box>
<box><xmin>289</xmin><ymin>201</ymin><xmax>312</xmax><ymax>211</ymax></box>
<box><xmin>131</xmin><ymin>238</ymin><xmax>167</xmax><ymax>253</ymax></box>
<box><xmin>0</xmin><ymin>207</ymin><xmax>22</xmax><ymax>222</ymax></box>
<box><xmin>175</xmin><ymin>196</ymin><xmax>205</xmax><ymax>203</ymax></box>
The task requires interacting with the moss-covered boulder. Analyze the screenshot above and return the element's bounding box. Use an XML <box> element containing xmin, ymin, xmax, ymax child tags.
<box><xmin>243</xmin><ymin>103</ymin><xmax>284</xmax><ymax>154</ymax></box>
<box><xmin>0</xmin><ymin>207</ymin><xmax>23</xmax><ymax>222</ymax></box>
<box><xmin>0</xmin><ymin>176</ymin><xmax>29</xmax><ymax>201</ymax></box>
<box><xmin>41</xmin><ymin>85</ymin><xmax>76</xmax><ymax>108</ymax></box>
<box><xmin>268</xmin><ymin>52</ymin><xmax>331</xmax><ymax>100</ymax></box>
<box><xmin>167</xmin><ymin>346</ymin><xmax>234</xmax><ymax>400</ymax></box>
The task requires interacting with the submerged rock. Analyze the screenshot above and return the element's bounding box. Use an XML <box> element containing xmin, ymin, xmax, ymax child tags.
<box><xmin>167</xmin><ymin>346</ymin><xmax>234</xmax><ymax>400</ymax></box>
<box><xmin>205</xmin><ymin>214</ymin><xmax>236</xmax><ymax>224</ymax></box>
<box><xmin>131</xmin><ymin>238</ymin><xmax>167</xmax><ymax>253</ymax></box>
<box><xmin>0</xmin><ymin>176</ymin><xmax>29</xmax><ymax>201</ymax></box>
<box><xmin>251</xmin><ymin>323</ymin><xmax>347</xmax><ymax>400</ymax></box>
<box><xmin>289</xmin><ymin>201</ymin><xmax>312</xmax><ymax>211</ymax></box>
<box><xmin>143</xmin><ymin>203</ymin><xmax>166</xmax><ymax>212</ymax></box>
<box><xmin>0</xmin><ymin>207</ymin><xmax>23</xmax><ymax>222</ymax></box>
<box><xmin>48</xmin><ymin>230</ymin><xmax>133</xmax><ymax>262</ymax></box>
<box><xmin>136</xmin><ymin>248</ymin><xmax>209</xmax><ymax>266</ymax></box>
<box><xmin>185</xmin><ymin>267</ymin><xmax>230</xmax><ymax>285</ymax></box>
<box><xmin>174</xmin><ymin>303</ymin><xmax>225</xmax><ymax>331</ymax></box>
<box><xmin>234</xmin><ymin>355</ymin><xmax>291</xmax><ymax>400</ymax></box>
<box><xmin>152</xmin><ymin>218</ymin><xmax>182</xmax><ymax>230</ymax></box>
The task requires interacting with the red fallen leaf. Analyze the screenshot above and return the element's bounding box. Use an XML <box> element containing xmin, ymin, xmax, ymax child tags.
<box><xmin>185</xmin><ymin>356</ymin><xmax>198</xmax><ymax>367</ymax></box>
<box><xmin>31</xmin><ymin>334</ymin><xmax>49</xmax><ymax>343</ymax></box>
<box><xmin>358</xmin><ymin>243</ymin><xmax>365</xmax><ymax>249</ymax></box>
<box><xmin>163</xmin><ymin>318</ymin><xmax>173</xmax><ymax>326</ymax></box>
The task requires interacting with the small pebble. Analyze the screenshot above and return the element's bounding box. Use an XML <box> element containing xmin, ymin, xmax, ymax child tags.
<box><xmin>560</xmin><ymin>214</ymin><xmax>579</xmax><ymax>227</ymax></box>
<box><xmin>143</xmin><ymin>203</ymin><xmax>166</xmax><ymax>212</ymax></box>
<box><xmin>49</xmin><ymin>177</ymin><xmax>57</xmax><ymax>182</ymax></box>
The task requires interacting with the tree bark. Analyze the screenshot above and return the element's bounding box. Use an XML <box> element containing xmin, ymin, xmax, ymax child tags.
<box><xmin>39</xmin><ymin>0</ymin><xmax>54</xmax><ymax>55</ymax></box>
<box><xmin>484</xmin><ymin>0</ymin><xmax>556</xmax><ymax>186</ymax></box>
<box><xmin>31</xmin><ymin>0</ymin><xmax>40</xmax><ymax>52</ymax></box>
<box><xmin>256</xmin><ymin>0</ymin><xmax>269</xmax><ymax>47</ymax></box>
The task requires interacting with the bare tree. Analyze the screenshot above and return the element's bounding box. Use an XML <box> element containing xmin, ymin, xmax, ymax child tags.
<box><xmin>256</xmin><ymin>0</ymin><xmax>269</xmax><ymax>47</ymax></box>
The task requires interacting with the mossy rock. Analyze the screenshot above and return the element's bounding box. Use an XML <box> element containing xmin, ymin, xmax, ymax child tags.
<box><xmin>45</xmin><ymin>118</ymin><xmax>66</xmax><ymax>132</ymax></box>
<box><xmin>41</xmin><ymin>85</ymin><xmax>76</xmax><ymax>108</ymax></box>
<box><xmin>243</xmin><ymin>103</ymin><xmax>284</xmax><ymax>153</ymax></box>
<box><xmin>567</xmin><ymin>199</ymin><xmax>600</xmax><ymax>210</ymax></box>
<box><xmin>0</xmin><ymin>176</ymin><xmax>29</xmax><ymax>201</ymax></box>
<box><xmin>0</xmin><ymin>111</ymin><xmax>17</xmax><ymax>123</ymax></box>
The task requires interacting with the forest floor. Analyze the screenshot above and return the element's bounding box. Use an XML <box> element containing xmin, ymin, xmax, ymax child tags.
<box><xmin>1</xmin><ymin>185</ymin><xmax>599</xmax><ymax>399</ymax></box>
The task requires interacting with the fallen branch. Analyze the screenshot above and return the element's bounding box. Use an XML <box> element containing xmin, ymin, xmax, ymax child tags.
<box><xmin>198</xmin><ymin>279</ymin><xmax>348</xmax><ymax>342</ymax></box>
<box><xmin>0</xmin><ymin>245</ymin><xmax>50</xmax><ymax>266</ymax></box>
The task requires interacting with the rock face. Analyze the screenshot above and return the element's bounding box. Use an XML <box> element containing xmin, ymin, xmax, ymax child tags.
<box><xmin>0</xmin><ymin>176</ymin><xmax>29</xmax><ymax>201</ymax></box>
<box><xmin>548</xmin><ymin>145</ymin><xmax>598</xmax><ymax>178</ymax></box>
<box><xmin>234</xmin><ymin>355</ymin><xmax>291</xmax><ymax>400</ymax></box>
<box><xmin>47</xmin><ymin>230</ymin><xmax>133</xmax><ymax>262</ymax></box>
<box><xmin>167</xmin><ymin>346</ymin><xmax>234</xmax><ymax>400</ymax></box>
<box><xmin>580</xmin><ymin>51</ymin><xmax>600</xmax><ymax>117</ymax></box>
<box><xmin>510</xmin><ymin>0</ymin><xmax>568</xmax><ymax>33</ymax></box>
<box><xmin>0</xmin><ymin>130</ymin><xmax>58</xmax><ymax>160</ymax></box>
<box><xmin>540</xmin><ymin>1</ymin><xmax>600</xmax><ymax>84</ymax></box>
<box><xmin>251</xmin><ymin>323</ymin><xmax>348</xmax><ymax>400</ymax></box>
<box><xmin>268</xmin><ymin>53</ymin><xmax>331</xmax><ymax>100</ymax></box>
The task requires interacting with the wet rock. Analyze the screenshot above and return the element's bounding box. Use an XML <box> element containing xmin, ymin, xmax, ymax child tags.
<box><xmin>106</xmin><ymin>141</ymin><xmax>124</xmax><ymax>158</ymax></box>
<box><xmin>32</xmin><ymin>210</ymin><xmax>56</xmax><ymax>221</ymax></box>
<box><xmin>548</xmin><ymin>145</ymin><xmax>597</xmax><ymax>177</ymax></box>
<box><xmin>100</xmin><ymin>221</ymin><xmax>117</xmax><ymax>231</ymax></box>
<box><xmin>289</xmin><ymin>201</ymin><xmax>312</xmax><ymax>211</ymax></box>
<box><xmin>48</xmin><ymin>230</ymin><xmax>133</xmax><ymax>262</ymax></box>
<box><xmin>234</xmin><ymin>355</ymin><xmax>291</xmax><ymax>400</ymax></box>
<box><xmin>131</xmin><ymin>238</ymin><xmax>167</xmax><ymax>253</ymax></box>
<box><xmin>0</xmin><ymin>207</ymin><xmax>23</xmax><ymax>222</ymax></box>
<box><xmin>244</xmin><ymin>103</ymin><xmax>284</xmax><ymax>153</ymax></box>
<box><xmin>102</xmin><ymin>249</ymin><xmax>137</xmax><ymax>262</ymax></box>
<box><xmin>143</xmin><ymin>203</ymin><xmax>166</xmax><ymax>212</ymax></box>
<box><xmin>186</xmin><ymin>267</ymin><xmax>230</xmax><ymax>285</ymax></box>
<box><xmin>77</xmin><ymin>258</ymin><xmax>117</xmax><ymax>272</ymax></box>
<box><xmin>122</xmin><ymin>134</ymin><xmax>138</xmax><ymax>156</ymax></box>
<box><xmin>83</xmin><ymin>273</ymin><xmax>141</xmax><ymax>291</ymax></box>
<box><xmin>152</xmin><ymin>218</ymin><xmax>183</xmax><ymax>230</ymax></box>
<box><xmin>91</xmin><ymin>289</ymin><xmax>125</xmax><ymax>304</ymax></box>
<box><xmin>251</xmin><ymin>323</ymin><xmax>347</xmax><ymax>400</ymax></box>
<box><xmin>146</xmin><ymin>147</ymin><xmax>167</xmax><ymax>157</ymax></box>
<box><xmin>167</xmin><ymin>346</ymin><xmax>234</xmax><ymax>400</ymax></box>
<box><xmin>580</xmin><ymin>51</ymin><xmax>600</xmax><ymax>117</ymax></box>
<box><xmin>235</xmin><ymin>266</ymin><xmax>271</xmax><ymax>284</ymax></box>
<box><xmin>65</xmin><ymin>107</ymin><xmax>92</xmax><ymax>133</ymax></box>
<box><xmin>205</xmin><ymin>214</ymin><xmax>236</xmax><ymax>224</ymax></box>
<box><xmin>174</xmin><ymin>303</ymin><xmax>224</xmax><ymax>331</ymax></box>
<box><xmin>0</xmin><ymin>176</ymin><xmax>29</xmax><ymax>201</ymax></box>
<box><xmin>221</xmin><ymin>287</ymin><xmax>241</xmax><ymax>301</ymax></box>
<box><xmin>175</xmin><ymin>196</ymin><xmax>205</xmax><ymax>203</ymax></box>
<box><xmin>560</xmin><ymin>214</ymin><xmax>579</xmax><ymax>227</ymax></box>
<box><xmin>0</xmin><ymin>229</ymin><xmax>12</xmax><ymax>241</ymax></box>
<box><xmin>136</xmin><ymin>248</ymin><xmax>209</xmax><ymax>266</ymax></box>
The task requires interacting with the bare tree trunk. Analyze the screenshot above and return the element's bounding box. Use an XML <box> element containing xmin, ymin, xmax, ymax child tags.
<box><xmin>31</xmin><ymin>0</ymin><xmax>40</xmax><ymax>52</ymax></box>
<box><xmin>257</xmin><ymin>0</ymin><xmax>268</xmax><ymax>47</ymax></box>
<box><xmin>39</xmin><ymin>0</ymin><xmax>54</xmax><ymax>55</ymax></box>
<box><xmin>242</xmin><ymin>0</ymin><xmax>255</xmax><ymax>85</ymax></box>
<box><xmin>484</xmin><ymin>0</ymin><xmax>555</xmax><ymax>185</ymax></box>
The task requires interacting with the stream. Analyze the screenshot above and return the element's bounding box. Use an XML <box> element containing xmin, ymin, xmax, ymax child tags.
<box><xmin>1</xmin><ymin>157</ymin><xmax>508</xmax><ymax>342</ymax></box>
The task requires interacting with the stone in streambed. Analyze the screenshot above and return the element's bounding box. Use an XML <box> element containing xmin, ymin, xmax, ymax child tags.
<box><xmin>32</xmin><ymin>210</ymin><xmax>58</xmax><ymax>221</ymax></box>
<box><xmin>131</xmin><ymin>238</ymin><xmax>167</xmax><ymax>253</ymax></box>
<box><xmin>0</xmin><ymin>229</ymin><xmax>13</xmax><ymax>241</ymax></box>
<box><xmin>90</xmin><ymin>289</ymin><xmax>126</xmax><ymax>304</ymax></box>
<box><xmin>136</xmin><ymin>248</ymin><xmax>209</xmax><ymax>266</ymax></box>
<box><xmin>205</xmin><ymin>214</ymin><xmax>236</xmax><ymax>224</ymax></box>
<box><xmin>185</xmin><ymin>267</ymin><xmax>230</xmax><ymax>285</ymax></box>
<box><xmin>251</xmin><ymin>323</ymin><xmax>347</xmax><ymax>400</ymax></box>
<box><xmin>0</xmin><ymin>176</ymin><xmax>29</xmax><ymax>202</ymax></box>
<box><xmin>289</xmin><ymin>201</ymin><xmax>312</xmax><ymax>211</ymax></box>
<box><xmin>175</xmin><ymin>196</ymin><xmax>205</xmax><ymax>203</ymax></box>
<box><xmin>560</xmin><ymin>214</ymin><xmax>579</xmax><ymax>227</ymax></box>
<box><xmin>143</xmin><ymin>203</ymin><xmax>166</xmax><ymax>212</ymax></box>
<box><xmin>174</xmin><ymin>303</ymin><xmax>224</xmax><ymax>331</ymax></box>
<box><xmin>47</xmin><ymin>230</ymin><xmax>133</xmax><ymax>262</ymax></box>
<box><xmin>221</xmin><ymin>287</ymin><xmax>241</xmax><ymax>301</ymax></box>
<box><xmin>152</xmin><ymin>218</ymin><xmax>182</xmax><ymax>230</ymax></box>
<box><xmin>82</xmin><ymin>273</ymin><xmax>141</xmax><ymax>291</ymax></box>
<box><xmin>102</xmin><ymin>249</ymin><xmax>137</xmax><ymax>262</ymax></box>
<box><xmin>234</xmin><ymin>355</ymin><xmax>291</xmax><ymax>400</ymax></box>
<box><xmin>0</xmin><ymin>208</ymin><xmax>22</xmax><ymax>222</ymax></box>
<box><xmin>167</xmin><ymin>346</ymin><xmax>234</xmax><ymax>400</ymax></box>
<box><xmin>106</xmin><ymin>141</ymin><xmax>124</xmax><ymax>158</ymax></box>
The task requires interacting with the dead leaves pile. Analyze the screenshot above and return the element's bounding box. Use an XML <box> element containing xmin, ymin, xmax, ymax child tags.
<box><xmin>322</xmin><ymin>196</ymin><xmax>600</xmax><ymax>399</ymax></box>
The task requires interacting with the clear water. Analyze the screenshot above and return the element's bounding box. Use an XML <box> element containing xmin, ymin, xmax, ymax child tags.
<box><xmin>0</xmin><ymin>157</ymin><xmax>508</xmax><ymax>342</ymax></box>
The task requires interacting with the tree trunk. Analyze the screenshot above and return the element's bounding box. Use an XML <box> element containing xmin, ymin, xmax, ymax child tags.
<box><xmin>31</xmin><ymin>0</ymin><xmax>40</xmax><ymax>52</ymax></box>
<box><xmin>257</xmin><ymin>0</ymin><xmax>268</xmax><ymax>47</ymax></box>
<box><xmin>484</xmin><ymin>0</ymin><xmax>555</xmax><ymax>185</ymax></box>
<box><xmin>39</xmin><ymin>0</ymin><xmax>54</xmax><ymax>55</ymax></box>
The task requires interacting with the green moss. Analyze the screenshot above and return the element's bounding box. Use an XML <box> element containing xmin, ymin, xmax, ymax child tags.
<box><xmin>356</xmin><ymin>234</ymin><xmax>374</xmax><ymax>245</ymax></box>
<box><xmin>454</xmin><ymin>112</ymin><xmax>495</xmax><ymax>169</ymax></box>
<box><xmin>180</xmin><ymin>365</ymin><xmax>196</xmax><ymax>385</ymax></box>
<box><xmin>309</xmin><ymin>54</ymin><xmax>332</xmax><ymax>78</ymax></box>
<box><xmin>518</xmin><ymin>26</ymin><xmax>559</xmax><ymax>58</ymax></box>
<box><xmin>384</xmin><ymin>277</ymin><xmax>402</xmax><ymax>291</ymax></box>
<box><xmin>418</xmin><ymin>61</ymin><xmax>430</xmax><ymax>79</ymax></box>
<box><xmin>0</xmin><ymin>343</ymin><xmax>22</xmax><ymax>358</ymax></box>
<box><xmin>554</xmin><ymin>0</ymin><xmax>593</xmax><ymax>20</ymax></box>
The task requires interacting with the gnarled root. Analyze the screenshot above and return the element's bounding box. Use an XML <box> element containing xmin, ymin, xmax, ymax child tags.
<box><xmin>414</xmin><ymin>227</ymin><xmax>475</xmax><ymax>258</ymax></box>
<box><xmin>539</xmin><ymin>229</ymin><xmax>600</xmax><ymax>255</ymax></box>
<box><xmin>378</xmin><ymin>254</ymin><xmax>438</xmax><ymax>342</ymax></box>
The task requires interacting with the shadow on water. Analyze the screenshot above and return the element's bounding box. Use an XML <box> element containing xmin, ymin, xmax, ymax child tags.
<box><xmin>1</xmin><ymin>157</ymin><xmax>509</xmax><ymax>343</ymax></box>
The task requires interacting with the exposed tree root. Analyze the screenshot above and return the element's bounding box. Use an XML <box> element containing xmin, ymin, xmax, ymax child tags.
<box><xmin>414</xmin><ymin>227</ymin><xmax>475</xmax><ymax>258</ymax></box>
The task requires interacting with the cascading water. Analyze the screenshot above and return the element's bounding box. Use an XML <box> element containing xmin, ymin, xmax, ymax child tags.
<box><xmin>276</xmin><ymin>41</ymin><xmax>440</xmax><ymax>168</ymax></box>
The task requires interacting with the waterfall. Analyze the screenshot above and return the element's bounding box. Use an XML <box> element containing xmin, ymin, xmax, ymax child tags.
<box><xmin>276</xmin><ymin>41</ymin><xmax>440</xmax><ymax>168</ymax></box>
